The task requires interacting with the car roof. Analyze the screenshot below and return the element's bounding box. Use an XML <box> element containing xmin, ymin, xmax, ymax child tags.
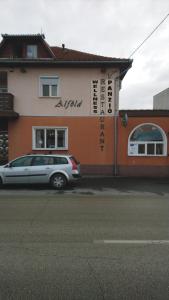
<box><xmin>12</xmin><ymin>154</ymin><xmax>72</xmax><ymax>160</ymax></box>
<box><xmin>26</xmin><ymin>154</ymin><xmax>72</xmax><ymax>157</ymax></box>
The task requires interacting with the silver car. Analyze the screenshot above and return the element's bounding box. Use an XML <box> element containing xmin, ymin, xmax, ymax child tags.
<box><xmin>0</xmin><ymin>154</ymin><xmax>81</xmax><ymax>189</ymax></box>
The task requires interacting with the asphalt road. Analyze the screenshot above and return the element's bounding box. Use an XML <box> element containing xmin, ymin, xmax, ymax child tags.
<box><xmin>0</xmin><ymin>187</ymin><xmax>169</xmax><ymax>299</ymax></box>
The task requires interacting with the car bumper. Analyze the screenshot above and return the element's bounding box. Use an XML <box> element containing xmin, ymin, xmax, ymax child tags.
<box><xmin>72</xmin><ymin>174</ymin><xmax>81</xmax><ymax>179</ymax></box>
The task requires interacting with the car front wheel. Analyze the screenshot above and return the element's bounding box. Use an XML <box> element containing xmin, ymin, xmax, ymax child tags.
<box><xmin>50</xmin><ymin>173</ymin><xmax>67</xmax><ymax>189</ymax></box>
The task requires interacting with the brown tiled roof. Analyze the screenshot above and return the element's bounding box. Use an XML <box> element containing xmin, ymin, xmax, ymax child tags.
<box><xmin>0</xmin><ymin>34</ymin><xmax>131</xmax><ymax>63</ymax></box>
<box><xmin>0</xmin><ymin>34</ymin><xmax>132</xmax><ymax>79</ymax></box>
<box><xmin>51</xmin><ymin>46</ymin><xmax>128</xmax><ymax>62</ymax></box>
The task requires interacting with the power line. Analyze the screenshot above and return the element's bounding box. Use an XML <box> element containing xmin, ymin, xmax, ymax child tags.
<box><xmin>129</xmin><ymin>13</ymin><xmax>169</xmax><ymax>58</ymax></box>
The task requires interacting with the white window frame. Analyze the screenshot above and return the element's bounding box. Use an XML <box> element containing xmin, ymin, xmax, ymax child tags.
<box><xmin>39</xmin><ymin>76</ymin><xmax>59</xmax><ymax>98</ymax></box>
<box><xmin>128</xmin><ymin>123</ymin><xmax>167</xmax><ymax>157</ymax></box>
<box><xmin>27</xmin><ymin>45</ymin><xmax>37</xmax><ymax>58</ymax></box>
<box><xmin>32</xmin><ymin>127</ymin><xmax>68</xmax><ymax>150</ymax></box>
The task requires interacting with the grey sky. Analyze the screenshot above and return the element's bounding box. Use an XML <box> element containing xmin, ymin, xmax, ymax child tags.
<box><xmin>0</xmin><ymin>0</ymin><xmax>169</xmax><ymax>109</ymax></box>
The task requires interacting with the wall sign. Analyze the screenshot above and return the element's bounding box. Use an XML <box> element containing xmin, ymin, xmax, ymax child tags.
<box><xmin>128</xmin><ymin>143</ymin><xmax>138</xmax><ymax>155</ymax></box>
<box><xmin>106</xmin><ymin>79</ymin><xmax>113</xmax><ymax>114</ymax></box>
<box><xmin>100</xmin><ymin>79</ymin><xmax>106</xmax><ymax>115</ymax></box>
<box><xmin>55</xmin><ymin>99</ymin><xmax>83</xmax><ymax>110</ymax></box>
<box><xmin>99</xmin><ymin>116</ymin><xmax>105</xmax><ymax>151</ymax></box>
<box><xmin>91</xmin><ymin>79</ymin><xmax>114</xmax><ymax>115</ymax></box>
<box><xmin>91</xmin><ymin>80</ymin><xmax>100</xmax><ymax>114</ymax></box>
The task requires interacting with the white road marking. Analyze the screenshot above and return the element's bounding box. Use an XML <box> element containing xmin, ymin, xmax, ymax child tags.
<box><xmin>94</xmin><ymin>240</ymin><xmax>169</xmax><ymax>244</ymax></box>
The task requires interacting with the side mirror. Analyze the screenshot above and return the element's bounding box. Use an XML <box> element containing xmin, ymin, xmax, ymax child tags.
<box><xmin>4</xmin><ymin>163</ymin><xmax>12</xmax><ymax>168</ymax></box>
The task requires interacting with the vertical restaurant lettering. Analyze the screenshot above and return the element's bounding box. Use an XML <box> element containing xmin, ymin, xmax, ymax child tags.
<box><xmin>100</xmin><ymin>79</ymin><xmax>106</xmax><ymax>115</ymax></box>
<box><xmin>99</xmin><ymin>116</ymin><xmax>105</xmax><ymax>151</ymax></box>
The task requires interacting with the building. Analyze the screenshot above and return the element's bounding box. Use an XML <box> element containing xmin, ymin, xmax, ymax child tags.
<box><xmin>153</xmin><ymin>88</ymin><xmax>169</xmax><ymax>110</ymax></box>
<box><xmin>118</xmin><ymin>109</ymin><xmax>169</xmax><ymax>177</ymax></box>
<box><xmin>117</xmin><ymin>88</ymin><xmax>169</xmax><ymax>177</ymax></box>
<box><xmin>0</xmin><ymin>33</ymin><xmax>132</xmax><ymax>174</ymax></box>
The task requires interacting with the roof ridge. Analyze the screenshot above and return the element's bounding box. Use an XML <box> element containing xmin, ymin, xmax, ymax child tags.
<box><xmin>1</xmin><ymin>33</ymin><xmax>45</xmax><ymax>38</ymax></box>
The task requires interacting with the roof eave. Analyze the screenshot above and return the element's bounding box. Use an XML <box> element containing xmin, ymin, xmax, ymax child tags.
<box><xmin>0</xmin><ymin>58</ymin><xmax>132</xmax><ymax>67</ymax></box>
<box><xmin>0</xmin><ymin>58</ymin><xmax>132</xmax><ymax>80</ymax></box>
<box><xmin>120</xmin><ymin>109</ymin><xmax>169</xmax><ymax>117</ymax></box>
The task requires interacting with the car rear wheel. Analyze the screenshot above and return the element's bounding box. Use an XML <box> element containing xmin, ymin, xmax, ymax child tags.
<box><xmin>50</xmin><ymin>173</ymin><xmax>67</xmax><ymax>189</ymax></box>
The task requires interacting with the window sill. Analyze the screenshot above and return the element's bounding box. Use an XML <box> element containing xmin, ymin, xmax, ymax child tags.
<box><xmin>32</xmin><ymin>147</ymin><xmax>68</xmax><ymax>151</ymax></box>
<box><xmin>38</xmin><ymin>96</ymin><xmax>61</xmax><ymax>99</ymax></box>
<box><xmin>128</xmin><ymin>154</ymin><xmax>167</xmax><ymax>157</ymax></box>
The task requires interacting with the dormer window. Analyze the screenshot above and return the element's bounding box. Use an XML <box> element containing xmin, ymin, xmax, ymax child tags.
<box><xmin>26</xmin><ymin>45</ymin><xmax>37</xmax><ymax>58</ymax></box>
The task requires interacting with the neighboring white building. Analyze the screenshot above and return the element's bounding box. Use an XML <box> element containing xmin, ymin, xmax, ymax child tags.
<box><xmin>153</xmin><ymin>88</ymin><xmax>169</xmax><ymax>110</ymax></box>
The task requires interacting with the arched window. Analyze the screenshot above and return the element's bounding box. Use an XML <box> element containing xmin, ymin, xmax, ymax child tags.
<box><xmin>128</xmin><ymin>123</ymin><xmax>167</xmax><ymax>156</ymax></box>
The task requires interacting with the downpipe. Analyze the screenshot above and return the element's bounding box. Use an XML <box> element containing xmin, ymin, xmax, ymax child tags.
<box><xmin>114</xmin><ymin>78</ymin><xmax>119</xmax><ymax>177</ymax></box>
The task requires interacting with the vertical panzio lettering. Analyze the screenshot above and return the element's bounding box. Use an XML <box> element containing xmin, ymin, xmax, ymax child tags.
<box><xmin>106</xmin><ymin>79</ymin><xmax>113</xmax><ymax>114</ymax></box>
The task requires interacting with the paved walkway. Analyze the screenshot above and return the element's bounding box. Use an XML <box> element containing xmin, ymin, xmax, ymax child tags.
<box><xmin>75</xmin><ymin>176</ymin><xmax>169</xmax><ymax>196</ymax></box>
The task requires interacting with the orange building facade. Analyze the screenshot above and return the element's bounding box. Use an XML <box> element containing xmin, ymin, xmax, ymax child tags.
<box><xmin>8</xmin><ymin>116</ymin><xmax>115</xmax><ymax>174</ymax></box>
<box><xmin>118</xmin><ymin>110</ymin><xmax>169</xmax><ymax>177</ymax></box>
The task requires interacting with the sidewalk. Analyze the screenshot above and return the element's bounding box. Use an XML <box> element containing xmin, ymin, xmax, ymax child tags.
<box><xmin>77</xmin><ymin>176</ymin><xmax>169</xmax><ymax>196</ymax></box>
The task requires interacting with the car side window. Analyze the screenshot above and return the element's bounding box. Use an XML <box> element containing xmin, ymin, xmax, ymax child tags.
<box><xmin>10</xmin><ymin>156</ymin><xmax>33</xmax><ymax>167</ymax></box>
<box><xmin>47</xmin><ymin>157</ymin><xmax>55</xmax><ymax>165</ymax></box>
<box><xmin>32</xmin><ymin>156</ymin><xmax>49</xmax><ymax>166</ymax></box>
<box><xmin>53</xmin><ymin>157</ymin><xmax>68</xmax><ymax>165</ymax></box>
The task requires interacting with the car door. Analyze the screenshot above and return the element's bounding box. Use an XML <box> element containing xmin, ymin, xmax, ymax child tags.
<box><xmin>29</xmin><ymin>156</ymin><xmax>52</xmax><ymax>184</ymax></box>
<box><xmin>3</xmin><ymin>156</ymin><xmax>33</xmax><ymax>184</ymax></box>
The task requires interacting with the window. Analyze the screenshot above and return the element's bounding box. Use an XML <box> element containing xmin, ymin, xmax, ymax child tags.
<box><xmin>53</xmin><ymin>157</ymin><xmax>68</xmax><ymax>165</ymax></box>
<box><xmin>27</xmin><ymin>45</ymin><xmax>37</xmax><ymax>58</ymax></box>
<box><xmin>0</xmin><ymin>71</ymin><xmax>7</xmax><ymax>93</ymax></box>
<box><xmin>32</xmin><ymin>156</ymin><xmax>68</xmax><ymax>165</ymax></box>
<box><xmin>39</xmin><ymin>76</ymin><xmax>59</xmax><ymax>97</ymax></box>
<box><xmin>10</xmin><ymin>156</ymin><xmax>33</xmax><ymax>167</ymax></box>
<box><xmin>33</xmin><ymin>127</ymin><xmax>68</xmax><ymax>150</ymax></box>
<box><xmin>128</xmin><ymin>124</ymin><xmax>167</xmax><ymax>156</ymax></box>
<box><xmin>32</xmin><ymin>156</ymin><xmax>49</xmax><ymax>166</ymax></box>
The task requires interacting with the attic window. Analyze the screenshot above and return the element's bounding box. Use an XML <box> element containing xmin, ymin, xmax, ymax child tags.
<box><xmin>27</xmin><ymin>45</ymin><xmax>37</xmax><ymax>58</ymax></box>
